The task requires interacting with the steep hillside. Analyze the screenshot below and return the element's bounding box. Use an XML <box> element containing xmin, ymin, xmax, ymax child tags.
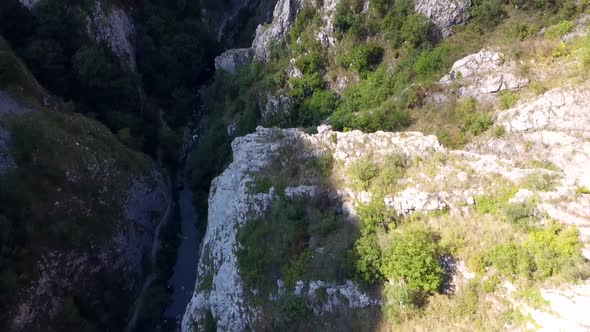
<box><xmin>0</xmin><ymin>32</ymin><xmax>170</xmax><ymax>331</ymax></box>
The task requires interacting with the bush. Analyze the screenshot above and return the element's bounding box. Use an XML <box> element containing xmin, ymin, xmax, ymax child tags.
<box><xmin>298</xmin><ymin>90</ymin><xmax>340</xmax><ymax>125</ymax></box>
<box><xmin>457</xmin><ymin>98</ymin><xmax>493</xmax><ymax>136</ymax></box>
<box><xmin>413</xmin><ymin>46</ymin><xmax>451</xmax><ymax>81</ymax></box>
<box><xmin>506</xmin><ymin>22</ymin><xmax>540</xmax><ymax>41</ymax></box>
<box><xmin>357</xmin><ymin>197</ymin><xmax>394</xmax><ymax>233</ymax></box>
<box><xmin>289</xmin><ymin>72</ymin><xmax>326</xmax><ymax>99</ymax></box>
<box><xmin>400</xmin><ymin>14</ymin><xmax>430</xmax><ymax>48</ymax></box>
<box><xmin>381</xmin><ymin>225</ymin><xmax>444</xmax><ymax>293</ymax></box>
<box><xmin>353</xmin><ymin>233</ymin><xmax>384</xmax><ymax>284</ymax></box>
<box><xmin>545</xmin><ymin>20</ymin><xmax>574</xmax><ymax>40</ymax></box>
<box><xmin>295</xmin><ymin>51</ymin><xmax>325</xmax><ymax>75</ymax></box>
<box><xmin>524</xmin><ymin>221</ymin><xmax>581</xmax><ymax>280</ymax></box>
<box><xmin>471</xmin><ymin>0</ymin><xmax>505</xmax><ymax>28</ymax></box>
<box><xmin>487</xmin><ymin>242</ymin><xmax>533</xmax><ymax>279</ymax></box>
<box><xmin>348</xmin><ymin>158</ymin><xmax>380</xmax><ymax>190</ymax></box>
<box><xmin>339</xmin><ymin>43</ymin><xmax>384</xmax><ymax>76</ymax></box>
<box><xmin>383</xmin><ymin>282</ymin><xmax>420</xmax><ymax>323</ymax></box>
<box><xmin>503</xmin><ymin>201</ymin><xmax>537</xmax><ymax>228</ymax></box>
<box><xmin>499</xmin><ymin>91</ymin><xmax>519</xmax><ymax>109</ymax></box>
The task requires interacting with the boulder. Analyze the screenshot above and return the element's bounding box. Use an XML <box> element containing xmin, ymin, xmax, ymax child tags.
<box><xmin>415</xmin><ymin>0</ymin><xmax>471</xmax><ymax>38</ymax></box>
<box><xmin>214</xmin><ymin>48</ymin><xmax>254</xmax><ymax>73</ymax></box>
<box><xmin>440</xmin><ymin>50</ymin><xmax>528</xmax><ymax>99</ymax></box>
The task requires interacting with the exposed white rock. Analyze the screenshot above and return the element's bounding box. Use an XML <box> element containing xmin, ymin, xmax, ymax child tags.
<box><xmin>316</xmin><ymin>0</ymin><xmax>342</xmax><ymax>47</ymax></box>
<box><xmin>252</xmin><ymin>0</ymin><xmax>304</xmax><ymax>60</ymax></box>
<box><xmin>0</xmin><ymin>91</ymin><xmax>36</xmax><ymax>175</ymax></box>
<box><xmin>214</xmin><ymin>48</ymin><xmax>254</xmax><ymax>73</ymax></box>
<box><xmin>262</xmin><ymin>94</ymin><xmax>293</xmax><ymax>122</ymax></box>
<box><xmin>86</xmin><ymin>0</ymin><xmax>136</xmax><ymax>70</ymax></box>
<box><xmin>440</xmin><ymin>50</ymin><xmax>528</xmax><ymax>99</ymax></box>
<box><xmin>19</xmin><ymin>0</ymin><xmax>39</xmax><ymax>9</ymax></box>
<box><xmin>306</xmin><ymin>280</ymin><xmax>382</xmax><ymax>315</ymax></box>
<box><xmin>415</xmin><ymin>0</ymin><xmax>471</xmax><ymax>37</ymax></box>
<box><xmin>384</xmin><ymin>188</ymin><xmax>447</xmax><ymax>215</ymax></box>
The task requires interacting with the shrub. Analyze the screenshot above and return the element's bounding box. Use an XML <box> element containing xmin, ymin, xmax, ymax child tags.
<box><xmin>339</xmin><ymin>43</ymin><xmax>384</xmax><ymax>76</ymax></box>
<box><xmin>413</xmin><ymin>46</ymin><xmax>451</xmax><ymax>80</ymax></box>
<box><xmin>506</xmin><ymin>22</ymin><xmax>540</xmax><ymax>41</ymax></box>
<box><xmin>499</xmin><ymin>91</ymin><xmax>519</xmax><ymax>109</ymax></box>
<box><xmin>471</xmin><ymin>0</ymin><xmax>505</xmax><ymax>28</ymax></box>
<box><xmin>457</xmin><ymin>98</ymin><xmax>493</xmax><ymax>136</ymax></box>
<box><xmin>295</xmin><ymin>51</ymin><xmax>325</xmax><ymax>75</ymax></box>
<box><xmin>545</xmin><ymin>20</ymin><xmax>574</xmax><ymax>40</ymax></box>
<box><xmin>334</xmin><ymin>0</ymin><xmax>361</xmax><ymax>34</ymax></box>
<box><xmin>289</xmin><ymin>72</ymin><xmax>326</xmax><ymax>99</ymax></box>
<box><xmin>357</xmin><ymin>197</ymin><xmax>394</xmax><ymax>233</ymax></box>
<box><xmin>487</xmin><ymin>242</ymin><xmax>533</xmax><ymax>279</ymax></box>
<box><xmin>503</xmin><ymin>201</ymin><xmax>537</xmax><ymax>228</ymax></box>
<box><xmin>400</xmin><ymin>14</ymin><xmax>430</xmax><ymax>48</ymax></box>
<box><xmin>524</xmin><ymin>221</ymin><xmax>581</xmax><ymax>280</ymax></box>
<box><xmin>275</xmin><ymin>293</ymin><xmax>309</xmax><ymax>327</ymax></box>
<box><xmin>520</xmin><ymin>172</ymin><xmax>558</xmax><ymax>191</ymax></box>
<box><xmin>381</xmin><ymin>225</ymin><xmax>444</xmax><ymax>293</ymax></box>
<box><xmin>383</xmin><ymin>282</ymin><xmax>420</xmax><ymax>323</ymax></box>
<box><xmin>298</xmin><ymin>90</ymin><xmax>340</xmax><ymax>125</ymax></box>
<box><xmin>576</xmin><ymin>186</ymin><xmax>590</xmax><ymax>194</ymax></box>
<box><xmin>353</xmin><ymin>233</ymin><xmax>384</xmax><ymax>284</ymax></box>
<box><xmin>348</xmin><ymin>158</ymin><xmax>380</xmax><ymax>190</ymax></box>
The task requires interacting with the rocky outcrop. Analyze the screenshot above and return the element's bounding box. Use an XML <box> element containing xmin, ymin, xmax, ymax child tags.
<box><xmin>86</xmin><ymin>0</ymin><xmax>136</xmax><ymax>70</ymax></box>
<box><xmin>440</xmin><ymin>50</ymin><xmax>528</xmax><ymax>100</ymax></box>
<box><xmin>214</xmin><ymin>48</ymin><xmax>254</xmax><ymax>73</ymax></box>
<box><xmin>252</xmin><ymin>0</ymin><xmax>304</xmax><ymax>60</ymax></box>
<box><xmin>18</xmin><ymin>0</ymin><xmax>39</xmax><ymax>9</ymax></box>
<box><xmin>317</xmin><ymin>0</ymin><xmax>341</xmax><ymax>47</ymax></box>
<box><xmin>415</xmin><ymin>0</ymin><xmax>472</xmax><ymax>38</ymax></box>
<box><xmin>262</xmin><ymin>93</ymin><xmax>293</xmax><ymax>122</ymax></box>
<box><xmin>0</xmin><ymin>91</ymin><xmax>35</xmax><ymax>175</ymax></box>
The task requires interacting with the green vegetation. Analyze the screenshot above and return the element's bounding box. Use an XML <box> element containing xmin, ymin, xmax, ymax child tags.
<box><xmin>381</xmin><ymin>226</ymin><xmax>445</xmax><ymax>294</ymax></box>
<box><xmin>486</xmin><ymin>222</ymin><xmax>583</xmax><ymax>281</ymax></box>
<box><xmin>237</xmin><ymin>194</ymin><xmax>357</xmax><ymax>294</ymax></box>
<box><xmin>575</xmin><ymin>186</ymin><xmax>590</xmax><ymax>194</ymax></box>
<box><xmin>545</xmin><ymin>20</ymin><xmax>574</xmax><ymax>40</ymax></box>
<box><xmin>0</xmin><ymin>110</ymin><xmax>152</xmax><ymax>330</ymax></box>
<box><xmin>499</xmin><ymin>91</ymin><xmax>519</xmax><ymax>109</ymax></box>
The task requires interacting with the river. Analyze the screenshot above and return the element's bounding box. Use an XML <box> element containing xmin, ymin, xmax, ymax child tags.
<box><xmin>162</xmin><ymin>165</ymin><xmax>202</xmax><ymax>330</ymax></box>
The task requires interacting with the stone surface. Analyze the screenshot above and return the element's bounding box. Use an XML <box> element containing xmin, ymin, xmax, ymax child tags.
<box><xmin>252</xmin><ymin>0</ymin><xmax>304</xmax><ymax>60</ymax></box>
<box><xmin>440</xmin><ymin>50</ymin><xmax>528</xmax><ymax>99</ymax></box>
<box><xmin>214</xmin><ymin>48</ymin><xmax>254</xmax><ymax>73</ymax></box>
<box><xmin>19</xmin><ymin>0</ymin><xmax>39</xmax><ymax>9</ymax></box>
<box><xmin>415</xmin><ymin>0</ymin><xmax>471</xmax><ymax>37</ymax></box>
<box><xmin>86</xmin><ymin>0</ymin><xmax>136</xmax><ymax>70</ymax></box>
<box><xmin>0</xmin><ymin>91</ymin><xmax>36</xmax><ymax>175</ymax></box>
<box><xmin>262</xmin><ymin>94</ymin><xmax>293</xmax><ymax>122</ymax></box>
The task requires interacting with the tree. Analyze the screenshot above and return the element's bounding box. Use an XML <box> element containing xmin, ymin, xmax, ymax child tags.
<box><xmin>381</xmin><ymin>226</ymin><xmax>444</xmax><ymax>293</ymax></box>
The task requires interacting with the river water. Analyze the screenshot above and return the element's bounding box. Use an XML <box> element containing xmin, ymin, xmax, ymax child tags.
<box><xmin>162</xmin><ymin>173</ymin><xmax>201</xmax><ymax>329</ymax></box>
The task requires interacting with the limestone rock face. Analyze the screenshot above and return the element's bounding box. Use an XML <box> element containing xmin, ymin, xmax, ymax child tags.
<box><xmin>440</xmin><ymin>50</ymin><xmax>528</xmax><ymax>99</ymax></box>
<box><xmin>214</xmin><ymin>48</ymin><xmax>254</xmax><ymax>73</ymax></box>
<box><xmin>252</xmin><ymin>0</ymin><xmax>304</xmax><ymax>60</ymax></box>
<box><xmin>262</xmin><ymin>94</ymin><xmax>293</xmax><ymax>122</ymax></box>
<box><xmin>415</xmin><ymin>0</ymin><xmax>471</xmax><ymax>37</ymax></box>
<box><xmin>0</xmin><ymin>91</ymin><xmax>35</xmax><ymax>175</ymax></box>
<box><xmin>317</xmin><ymin>0</ymin><xmax>342</xmax><ymax>47</ymax></box>
<box><xmin>86</xmin><ymin>0</ymin><xmax>136</xmax><ymax>70</ymax></box>
<box><xmin>19</xmin><ymin>0</ymin><xmax>39</xmax><ymax>9</ymax></box>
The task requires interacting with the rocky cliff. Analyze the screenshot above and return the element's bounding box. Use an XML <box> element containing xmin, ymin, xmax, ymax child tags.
<box><xmin>183</xmin><ymin>86</ymin><xmax>590</xmax><ymax>330</ymax></box>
